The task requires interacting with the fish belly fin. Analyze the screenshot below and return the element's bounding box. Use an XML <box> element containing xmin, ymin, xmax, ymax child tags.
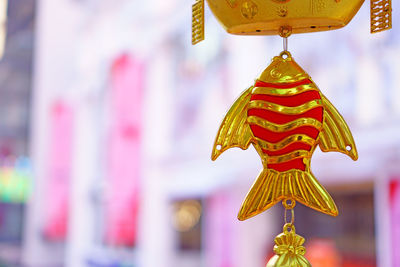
<box><xmin>212</xmin><ymin>86</ymin><xmax>253</xmax><ymax>160</ymax></box>
<box><xmin>238</xmin><ymin>169</ymin><xmax>338</xmax><ymax>221</ymax></box>
<box><xmin>318</xmin><ymin>94</ymin><xmax>358</xmax><ymax>160</ymax></box>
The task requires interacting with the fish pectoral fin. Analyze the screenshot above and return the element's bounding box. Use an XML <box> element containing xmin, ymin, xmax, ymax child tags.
<box><xmin>212</xmin><ymin>86</ymin><xmax>254</xmax><ymax>160</ymax></box>
<box><xmin>238</xmin><ymin>169</ymin><xmax>338</xmax><ymax>221</ymax></box>
<box><xmin>318</xmin><ymin>94</ymin><xmax>358</xmax><ymax>161</ymax></box>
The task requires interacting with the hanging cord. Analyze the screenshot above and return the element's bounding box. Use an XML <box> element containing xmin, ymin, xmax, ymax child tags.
<box><xmin>283</xmin><ymin>36</ymin><xmax>288</xmax><ymax>52</ymax></box>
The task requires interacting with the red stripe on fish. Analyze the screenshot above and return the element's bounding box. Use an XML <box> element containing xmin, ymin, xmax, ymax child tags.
<box><xmin>247</xmin><ymin>108</ymin><xmax>323</xmax><ymax>124</ymax></box>
<box><xmin>268</xmin><ymin>158</ymin><xmax>306</xmax><ymax>172</ymax></box>
<box><xmin>247</xmin><ymin>80</ymin><xmax>324</xmax><ymax>172</ymax></box>
<box><xmin>250</xmin><ymin>90</ymin><xmax>321</xmax><ymax>107</ymax></box>
<box><xmin>262</xmin><ymin>143</ymin><xmax>312</xmax><ymax>157</ymax></box>
<box><xmin>250</xmin><ymin>125</ymin><xmax>320</xmax><ymax>143</ymax></box>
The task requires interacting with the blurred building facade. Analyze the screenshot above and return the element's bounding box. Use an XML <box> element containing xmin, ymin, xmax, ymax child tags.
<box><xmin>0</xmin><ymin>0</ymin><xmax>398</xmax><ymax>266</ymax></box>
<box><xmin>0</xmin><ymin>0</ymin><xmax>35</xmax><ymax>265</ymax></box>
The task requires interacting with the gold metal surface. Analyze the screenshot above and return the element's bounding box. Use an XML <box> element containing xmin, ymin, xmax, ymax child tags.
<box><xmin>211</xmin><ymin>86</ymin><xmax>254</xmax><ymax>160</ymax></box>
<box><xmin>258</xmin><ymin>52</ymin><xmax>310</xmax><ymax>83</ymax></box>
<box><xmin>252</xmin><ymin>84</ymin><xmax>318</xmax><ymax>96</ymax></box>
<box><xmin>319</xmin><ymin>94</ymin><xmax>358</xmax><ymax>160</ymax></box>
<box><xmin>212</xmin><ymin>52</ymin><xmax>358</xmax><ymax>220</ymax></box>
<box><xmin>192</xmin><ymin>0</ymin><xmax>205</xmax><ymax>45</ymax></box>
<box><xmin>279</xmin><ymin>26</ymin><xmax>292</xmax><ymax>38</ymax></box>
<box><xmin>266</xmin><ymin>150</ymin><xmax>310</xmax><ymax>164</ymax></box>
<box><xmin>226</xmin><ymin>0</ymin><xmax>238</xmax><ymax>8</ymax></box>
<box><xmin>266</xmin><ymin>223</ymin><xmax>311</xmax><ymax>267</ymax></box>
<box><xmin>205</xmin><ymin>0</ymin><xmax>365</xmax><ymax>35</ymax></box>
<box><xmin>237</xmin><ymin>168</ymin><xmax>338</xmax><ymax>220</ymax></box>
<box><xmin>255</xmin><ymin>135</ymin><xmax>315</xmax><ymax>151</ymax></box>
<box><xmin>192</xmin><ymin>0</ymin><xmax>392</xmax><ymax>42</ymax></box>
<box><xmin>248</xmin><ymin>116</ymin><xmax>322</xmax><ymax>133</ymax></box>
<box><xmin>370</xmin><ymin>0</ymin><xmax>392</xmax><ymax>33</ymax></box>
<box><xmin>241</xmin><ymin>1</ymin><xmax>258</xmax><ymax>20</ymax></box>
<box><xmin>248</xmin><ymin>99</ymin><xmax>323</xmax><ymax>115</ymax></box>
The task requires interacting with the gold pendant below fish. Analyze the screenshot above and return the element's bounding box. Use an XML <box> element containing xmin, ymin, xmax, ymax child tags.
<box><xmin>266</xmin><ymin>223</ymin><xmax>311</xmax><ymax>267</ymax></box>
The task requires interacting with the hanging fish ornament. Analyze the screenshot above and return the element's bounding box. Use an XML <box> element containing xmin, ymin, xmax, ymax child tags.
<box><xmin>191</xmin><ymin>0</ymin><xmax>392</xmax><ymax>266</ymax></box>
<box><xmin>212</xmin><ymin>50</ymin><xmax>358</xmax><ymax>220</ymax></box>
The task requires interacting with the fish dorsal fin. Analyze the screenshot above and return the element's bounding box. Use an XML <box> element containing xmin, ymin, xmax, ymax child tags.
<box><xmin>212</xmin><ymin>86</ymin><xmax>253</xmax><ymax>160</ymax></box>
<box><xmin>318</xmin><ymin>94</ymin><xmax>358</xmax><ymax>160</ymax></box>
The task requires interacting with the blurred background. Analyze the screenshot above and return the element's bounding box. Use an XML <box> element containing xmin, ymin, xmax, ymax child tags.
<box><xmin>0</xmin><ymin>0</ymin><xmax>398</xmax><ymax>266</ymax></box>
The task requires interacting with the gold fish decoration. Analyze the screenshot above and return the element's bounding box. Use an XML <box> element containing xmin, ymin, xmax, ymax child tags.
<box><xmin>211</xmin><ymin>51</ymin><xmax>358</xmax><ymax>220</ymax></box>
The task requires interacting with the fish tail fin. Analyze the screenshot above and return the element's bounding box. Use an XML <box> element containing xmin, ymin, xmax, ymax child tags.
<box><xmin>238</xmin><ymin>169</ymin><xmax>338</xmax><ymax>221</ymax></box>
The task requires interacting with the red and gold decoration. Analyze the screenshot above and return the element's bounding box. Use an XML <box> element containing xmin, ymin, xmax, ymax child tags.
<box><xmin>212</xmin><ymin>50</ymin><xmax>358</xmax><ymax>220</ymax></box>
<box><xmin>192</xmin><ymin>0</ymin><xmax>392</xmax><ymax>266</ymax></box>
